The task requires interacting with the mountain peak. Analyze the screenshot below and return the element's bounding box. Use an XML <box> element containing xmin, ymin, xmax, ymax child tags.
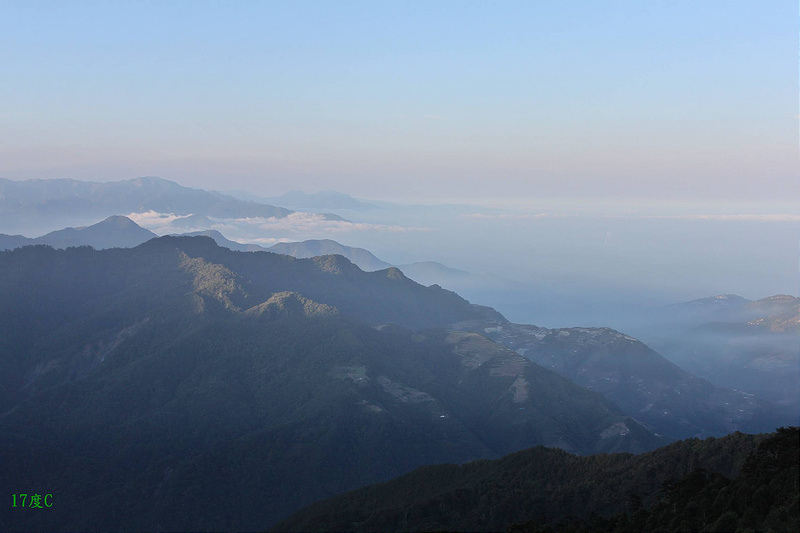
<box><xmin>98</xmin><ymin>215</ymin><xmax>139</xmax><ymax>228</ymax></box>
<box><xmin>124</xmin><ymin>176</ymin><xmax>181</xmax><ymax>188</ymax></box>
<box><xmin>384</xmin><ymin>266</ymin><xmax>406</xmax><ymax>281</ymax></box>
<box><xmin>311</xmin><ymin>254</ymin><xmax>360</xmax><ymax>274</ymax></box>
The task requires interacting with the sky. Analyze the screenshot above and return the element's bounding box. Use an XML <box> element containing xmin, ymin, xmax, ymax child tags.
<box><xmin>1</xmin><ymin>0</ymin><xmax>797</xmax><ymax>204</ymax></box>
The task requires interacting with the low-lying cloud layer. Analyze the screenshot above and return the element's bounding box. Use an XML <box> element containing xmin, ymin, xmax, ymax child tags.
<box><xmin>640</xmin><ymin>214</ymin><xmax>800</xmax><ymax>222</ymax></box>
<box><xmin>127</xmin><ymin>210</ymin><xmax>429</xmax><ymax>244</ymax></box>
<box><xmin>464</xmin><ymin>212</ymin><xmax>800</xmax><ymax>223</ymax></box>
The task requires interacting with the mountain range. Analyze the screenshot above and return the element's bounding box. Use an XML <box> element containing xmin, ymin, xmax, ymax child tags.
<box><xmin>0</xmin><ymin>217</ymin><xmax>509</xmax><ymax>297</ymax></box>
<box><xmin>0</xmin><ymin>237</ymin><xmax>663</xmax><ymax>531</ymax></box>
<box><xmin>1</xmin><ymin>208</ymin><xmax>795</xmax><ymax>531</ymax></box>
<box><xmin>453</xmin><ymin>320</ymin><xmax>788</xmax><ymax>439</ymax></box>
<box><xmin>0</xmin><ymin>176</ymin><xmax>343</xmax><ymax>235</ymax></box>
<box><xmin>647</xmin><ymin>293</ymin><xmax>799</xmax><ymax>333</ymax></box>
<box><xmin>1</xmin><ymin>217</ymin><xmax>794</xmax><ymax>434</ymax></box>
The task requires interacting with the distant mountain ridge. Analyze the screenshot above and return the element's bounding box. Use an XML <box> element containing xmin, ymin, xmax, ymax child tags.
<box><xmin>658</xmin><ymin>293</ymin><xmax>799</xmax><ymax>330</ymax></box>
<box><xmin>637</xmin><ymin>293</ymin><xmax>800</xmax><ymax>414</ymax></box>
<box><xmin>0</xmin><ymin>215</ymin><xmax>521</xmax><ymax>299</ymax></box>
<box><xmin>268</xmin><ymin>239</ymin><xmax>392</xmax><ymax>271</ymax></box>
<box><xmin>0</xmin><ymin>215</ymin><xmax>157</xmax><ymax>250</ymax></box>
<box><xmin>262</xmin><ymin>239</ymin><xmax>516</xmax><ymax>296</ymax></box>
<box><xmin>453</xmin><ymin>320</ymin><xmax>791</xmax><ymax>439</ymax></box>
<box><xmin>0</xmin><ymin>176</ymin><xmax>344</xmax><ymax>234</ymax></box>
<box><xmin>225</xmin><ymin>189</ymin><xmax>381</xmax><ymax>212</ymax></box>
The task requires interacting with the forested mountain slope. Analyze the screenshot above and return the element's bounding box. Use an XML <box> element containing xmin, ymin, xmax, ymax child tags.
<box><xmin>276</xmin><ymin>427</ymin><xmax>798</xmax><ymax>533</ymax></box>
<box><xmin>0</xmin><ymin>237</ymin><xmax>659</xmax><ymax>531</ymax></box>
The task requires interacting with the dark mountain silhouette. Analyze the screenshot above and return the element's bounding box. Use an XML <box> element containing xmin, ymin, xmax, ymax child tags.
<box><xmin>1</xmin><ymin>222</ymin><xmax>523</xmax><ymax>303</ymax></box>
<box><xmin>276</xmin><ymin>427</ymin><xmax>798</xmax><ymax>533</ymax></box>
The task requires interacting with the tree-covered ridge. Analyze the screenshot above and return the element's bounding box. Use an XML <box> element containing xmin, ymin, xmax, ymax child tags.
<box><xmin>0</xmin><ymin>235</ymin><xmax>500</xmax><ymax>429</ymax></box>
<box><xmin>275</xmin><ymin>428</ymin><xmax>798</xmax><ymax>533</ymax></box>
<box><xmin>0</xmin><ymin>235</ymin><xmax>499</xmax><ymax>351</ymax></box>
<box><xmin>512</xmin><ymin>426</ymin><xmax>800</xmax><ymax>532</ymax></box>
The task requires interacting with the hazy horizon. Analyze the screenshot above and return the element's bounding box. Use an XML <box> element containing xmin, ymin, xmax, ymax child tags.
<box><xmin>1</xmin><ymin>0</ymin><xmax>797</xmax><ymax>325</ymax></box>
<box><xmin>1</xmin><ymin>1</ymin><xmax>797</xmax><ymax>201</ymax></box>
<box><xmin>1</xmin><ymin>173</ymin><xmax>796</xmax><ymax>331</ymax></box>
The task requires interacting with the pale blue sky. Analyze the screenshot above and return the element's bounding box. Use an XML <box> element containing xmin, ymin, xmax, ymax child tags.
<box><xmin>1</xmin><ymin>0</ymin><xmax>796</xmax><ymax>203</ymax></box>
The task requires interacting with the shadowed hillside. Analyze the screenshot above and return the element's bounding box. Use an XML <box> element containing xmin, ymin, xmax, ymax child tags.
<box><xmin>0</xmin><ymin>237</ymin><xmax>660</xmax><ymax>531</ymax></box>
<box><xmin>276</xmin><ymin>427</ymin><xmax>798</xmax><ymax>533</ymax></box>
